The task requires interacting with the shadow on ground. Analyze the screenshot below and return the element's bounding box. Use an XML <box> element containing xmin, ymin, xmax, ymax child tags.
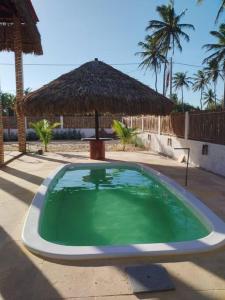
<box><xmin>0</xmin><ymin>226</ymin><xmax>62</xmax><ymax>300</ymax></box>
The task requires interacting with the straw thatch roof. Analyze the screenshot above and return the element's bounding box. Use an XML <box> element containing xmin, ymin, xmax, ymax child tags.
<box><xmin>0</xmin><ymin>0</ymin><xmax>42</xmax><ymax>55</ymax></box>
<box><xmin>21</xmin><ymin>59</ymin><xmax>174</xmax><ymax>116</ymax></box>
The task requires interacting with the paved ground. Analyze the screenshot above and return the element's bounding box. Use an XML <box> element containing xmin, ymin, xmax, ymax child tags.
<box><xmin>0</xmin><ymin>151</ymin><xmax>225</xmax><ymax>300</ymax></box>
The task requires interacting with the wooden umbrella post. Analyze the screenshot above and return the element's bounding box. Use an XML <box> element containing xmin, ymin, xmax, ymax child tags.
<box><xmin>89</xmin><ymin>110</ymin><xmax>105</xmax><ymax>160</ymax></box>
<box><xmin>95</xmin><ymin>109</ymin><xmax>99</xmax><ymax>140</ymax></box>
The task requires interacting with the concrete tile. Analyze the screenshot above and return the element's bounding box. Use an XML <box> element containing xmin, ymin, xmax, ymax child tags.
<box><xmin>163</xmin><ymin>261</ymin><xmax>224</xmax><ymax>291</ymax></box>
<box><xmin>38</xmin><ymin>261</ymin><xmax>95</xmax><ymax>298</ymax></box>
<box><xmin>93</xmin><ymin>266</ymin><xmax>132</xmax><ymax>296</ymax></box>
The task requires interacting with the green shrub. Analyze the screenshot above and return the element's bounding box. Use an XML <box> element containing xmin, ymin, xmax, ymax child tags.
<box><xmin>112</xmin><ymin>120</ymin><xmax>137</xmax><ymax>151</ymax></box>
<box><xmin>30</xmin><ymin>119</ymin><xmax>60</xmax><ymax>152</ymax></box>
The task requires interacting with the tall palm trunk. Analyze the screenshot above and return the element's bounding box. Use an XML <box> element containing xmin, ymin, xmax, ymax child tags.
<box><xmin>163</xmin><ymin>50</ymin><xmax>169</xmax><ymax>95</ymax></box>
<box><xmin>181</xmin><ymin>87</ymin><xmax>184</xmax><ymax>112</ymax></box>
<box><xmin>214</xmin><ymin>81</ymin><xmax>217</xmax><ymax>107</ymax></box>
<box><xmin>14</xmin><ymin>16</ymin><xmax>26</xmax><ymax>153</ymax></box>
<box><xmin>200</xmin><ymin>89</ymin><xmax>203</xmax><ymax>110</ymax></box>
<box><xmin>154</xmin><ymin>64</ymin><xmax>158</xmax><ymax>92</ymax></box>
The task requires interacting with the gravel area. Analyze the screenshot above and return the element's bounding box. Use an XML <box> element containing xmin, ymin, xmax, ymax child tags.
<box><xmin>4</xmin><ymin>140</ymin><xmax>146</xmax><ymax>152</ymax></box>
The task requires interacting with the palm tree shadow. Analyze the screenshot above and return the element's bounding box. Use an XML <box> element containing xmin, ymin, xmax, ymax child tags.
<box><xmin>0</xmin><ymin>226</ymin><xmax>62</xmax><ymax>300</ymax></box>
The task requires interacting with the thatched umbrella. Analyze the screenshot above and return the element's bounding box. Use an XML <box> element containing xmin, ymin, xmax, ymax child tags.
<box><xmin>0</xmin><ymin>0</ymin><xmax>42</xmax><ymax>55</ymax></box>
<box><xmin>21</xmin><ymin>59</ymin><xmax>173</xmax><ymax>159</ymax></box>
<box><xmin>0</xmin><ymin>0</ymin><xmax>42</xmax><ymax>165</ymax></box>
<box><xmin>21</xmin><ymin>59</ymin><xmax>173</xmax><ymax>139</ymax></box>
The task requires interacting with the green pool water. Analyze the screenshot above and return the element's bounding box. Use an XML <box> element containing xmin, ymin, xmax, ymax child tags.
<box><xmin>39</xmin><ymin>166</ymin><xmax>210</xmax><ymax>246</ymax></box>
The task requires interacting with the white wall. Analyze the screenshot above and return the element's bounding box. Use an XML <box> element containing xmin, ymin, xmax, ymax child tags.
<box><xmin>139</xmin><ymin>132</ymin><xmax>225</xmax><ymax>177</ymax></box>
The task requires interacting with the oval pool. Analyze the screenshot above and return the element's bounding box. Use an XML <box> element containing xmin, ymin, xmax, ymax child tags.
<box><xmin>22</xmin><ymin>163</ymin><xmax>225</xmax><ymax>260</ymax></box>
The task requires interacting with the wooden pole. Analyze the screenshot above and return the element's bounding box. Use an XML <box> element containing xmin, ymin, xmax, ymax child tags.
<box><xmin>95</xmin><ymin>110</ymin><xmax>99</xmax><ymax>140</ymax></box>
<box><xmin>14</xmin><ymin>16</ymin><xmax>26</xmax><ymax>153</ymax></box>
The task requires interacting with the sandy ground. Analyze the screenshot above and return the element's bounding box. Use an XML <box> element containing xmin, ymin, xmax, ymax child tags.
<box><xmin>4</xmin><ymin>140</ymin><xmax>144</xmax><ymax>153</ymax></box>
<box><xmin>0</xmin><ymin>151</ymin><xmax>225</xmax><ymax>299</ymax></box>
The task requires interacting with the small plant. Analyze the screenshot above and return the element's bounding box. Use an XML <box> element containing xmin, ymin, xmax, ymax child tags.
<box><xmin>112</xmin><ymin>120</ymin><xmax>137</xmax><ymax>151</ymax></box>
<box><xmin>30</xmin><ymin>119</ymin><xmax>60</xmax><ymax>152</ymax></box>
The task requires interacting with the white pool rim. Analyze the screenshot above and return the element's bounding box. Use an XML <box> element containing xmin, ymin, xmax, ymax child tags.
<box><xmin>22</xmin><ymin>162</ymin><xmax>225</xmax><ymax>260</ymax></box>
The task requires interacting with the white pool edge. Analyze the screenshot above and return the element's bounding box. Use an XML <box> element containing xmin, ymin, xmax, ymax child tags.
<box><xmin>22</xmin><ymin>162</ymin><xmax>225</xmax><ymax>260</ymax></box>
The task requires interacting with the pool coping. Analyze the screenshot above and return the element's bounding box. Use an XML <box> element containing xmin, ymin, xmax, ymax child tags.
<box><xmin>22</xmin><ymin>162</ymin><xmax>225</xmax><ymax>260</ymax></box>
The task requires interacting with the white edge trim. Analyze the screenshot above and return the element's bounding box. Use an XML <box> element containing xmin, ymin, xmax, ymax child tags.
<box><xmin>22</xmin><ymin>162</ymin><xmax>225</xmax><ymax>260</ymax></box>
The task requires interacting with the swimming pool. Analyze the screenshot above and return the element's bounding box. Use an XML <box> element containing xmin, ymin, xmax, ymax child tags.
<box><xmin>22</xmin><ymin>163</ymin><xmax>225</xmax><ymax>259</ymax></box>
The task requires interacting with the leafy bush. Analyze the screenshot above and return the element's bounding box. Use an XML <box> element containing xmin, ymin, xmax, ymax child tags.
<box><xmin>112</xmin><ymin>120</ymin><xmax>137</xmax><ymax>150</ymax></box>
<box><xmin>30</xmin><ymin>119</ymin><xmax>61</xmax><ymax>152</ymax></box>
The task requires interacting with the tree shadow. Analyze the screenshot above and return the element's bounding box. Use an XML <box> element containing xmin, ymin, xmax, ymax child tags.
<box><xmin>55</xmin><ymin>152</ymin><xmax>89</xmax><ymax>160</ymax></box>
<box><xmin>1</xmin><ymin>166</ymin><xmax>43</xmax><ymax>186</ymax></box>
<box><xmin>0</xmin><ymin>176</ymin><xmax>34</xmax><ymax>206</ymax></box>
<box><xmin>135</xmin><ymin>271</ymin><xmax>215</xmax><ymax>300</ymax></box>
<box><xmin>0</xmin><ymin>226</ymin><xmax>62</xmax><ymax>300</ymax></box>
<box><xmin>25</xmin><ymin>152</ymin><xmax>88</xmax><ymax>164</ymax></box>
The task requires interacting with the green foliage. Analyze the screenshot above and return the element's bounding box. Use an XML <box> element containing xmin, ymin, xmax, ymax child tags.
<box><xmin>172</xmin><ymin>102</ymin><xmax>199</xmax><ymax>113</ymax></box>
<box><xmin>0</xmin><ymin>92</ymin><xmax>16</xmax><ymax>116</ymax></box>
<box><xmin>136</xmin><ymin>36</ymin><xmax>167</xmax><ymax>91</ymax></box>
<box><xmin>146</xmin><ymin>4</ymin><xmax>195</xmax><ymax>54</ymax></box>
<box><xmin>24</xmin><ymin>87</ymin><xmax>32</xmax><ymax>95</ymax></box>
<box><xmin>203</xmin><ymin>89</ymin><xmax>216</xmax><ymax>109</ymax></box>
<box><xmin>112</xmin><ymin>120</ymin><xmax>137</xmax><ymax>151</ymax></box>
<box><xmin>145</xmin><ymin>3</ymin><xmax>194</xmax><ymax>94</ymax></box>
<box><xmin>192</xmin><ymin>70</ymin><xmax>209</xmax><ymax>109</ymax></box>
<box><xmin>173</xmin><ymin>72</ymin><xmax>192</xmax><ymax>109</ymax></box>
<box><xmin>203</xmin><ymin>24</ymin><xmax>225</xmax><ymax>69</ymax></box>
<box><xmin>170</xmin><ymin>93</ymin><xmax>179</xmax><ymax>103</ymax></box>
<box><xmin>30</xmin><ymin>119</ymin><xmax>60</xmax><ymax>152</ymax></box>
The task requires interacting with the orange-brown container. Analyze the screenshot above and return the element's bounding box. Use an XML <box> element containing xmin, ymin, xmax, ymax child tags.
<box><xmin>89</xmin><ymin>140</ymin><xmax>105</xmax><ymax>160</ymax></box>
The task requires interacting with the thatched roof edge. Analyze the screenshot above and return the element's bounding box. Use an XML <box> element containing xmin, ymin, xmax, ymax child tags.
<box><xmin>21</xmin><ymin>60</ymin><xmax>174</xmax><ymax>116</ymax></box>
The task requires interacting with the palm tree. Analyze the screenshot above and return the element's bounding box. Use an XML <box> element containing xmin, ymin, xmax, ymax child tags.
<box><xmin>204</xmin><ymin>60</ymin><xmax>221</xmax><ymax>107</ymax></box>
<box><xmin>192</xmin><ymin>70</ymin><xmax>209</xmax><ymax>110</ymax></box>
<box><xmin>146</xmin><ymin>3</ymin><xmax>195</xmax><ymax>95</ymax></box>
<box><xmin>0</xmin><ymin>92</ymin><xmax>16</xmax><ymax>139</ymax></box>
<box><xmin>112</xmin><ymin>120</ymin><xmax>137</xmax><ymax>151</ymax></box>
<box><xmin>203</xmin><ymin>24</ymin><xmax>225</xmax><ymax>108</ymax></box>
<box><xmin>24</xmin><ymin>87</ymin><xmax>32</xmax><ymax>95</ymax></box>
<box><xmin>173</xmin><ymin>72</ymin><xmax>192</xmax><ymax>110</ymax></box>
<box><xmin>197</xmin><ymin>0</ymin><xmax>225</xmax><ymax>23</ymax></box>
<box><xmin>30</xmin><ymin>119</ymin><xmax>60</xmax><ymax>152</ymax></box>
<box><xmin>203</xmin><ymin>89</ymin><xmax>216</xmax><ymax>110</ymax></box>
<box><xmin>136</xmin><ymin>37</ymin><xmax>167</xmax><ymax>92</ymax></box>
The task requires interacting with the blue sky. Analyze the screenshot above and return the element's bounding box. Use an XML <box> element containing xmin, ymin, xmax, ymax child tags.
<box><xmin>0</xmin><ymin>0</ymin><xmax>222</xmax><ymax>107</ymax></box>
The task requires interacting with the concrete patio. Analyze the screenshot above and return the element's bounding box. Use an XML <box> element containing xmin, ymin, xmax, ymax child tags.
<box><xmin>0</xmin><ymin>151</ymin><xmax>225</xmax><ymax>300</ymax></box>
